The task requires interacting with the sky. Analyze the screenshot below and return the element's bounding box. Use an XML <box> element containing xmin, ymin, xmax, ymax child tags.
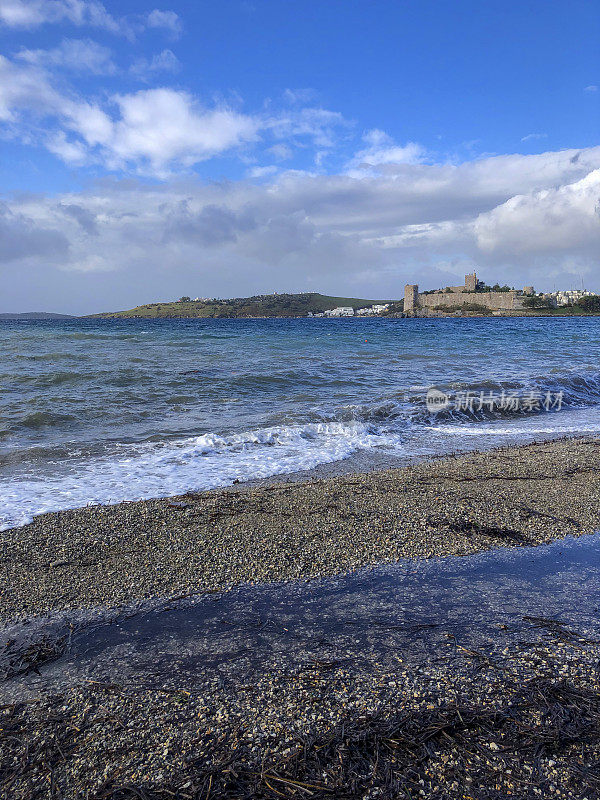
<box><xmin>0</xmin><ymin>0</ymin><xmax>599</xmax><ymax>314</ymax></box>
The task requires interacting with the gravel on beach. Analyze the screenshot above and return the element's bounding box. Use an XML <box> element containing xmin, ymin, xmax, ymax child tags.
<box><xmin>3</xmin><ymin>436</ymin><xmax>600</xmax><ymax>623</ymax></box>
<box><xmin>3</xmin><ymin>436</ymin><xmax>600</xmax><ymax>798</ymax></box>
<box><xmin>3</xmin><ymin>633</ymin><xmax>600</xmax><ymax>799</ymax></box>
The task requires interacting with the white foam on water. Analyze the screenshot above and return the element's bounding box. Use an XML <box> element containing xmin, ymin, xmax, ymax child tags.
<box><xmin>430</xmin><ymin>424</ymin><xmax>600</xmax><ymax>436</ymax></box>
<box><xmin>428</xmin><ymin>404</ymin><xmax>600</xmax><ymax>439</ymax></box>
<box><xmin>0</xmin><ymin>420</ymin><xmax>405</xmax><ymax>530</ymax></box>
<box><xmin>4</xmin><ymin>402</ymin><xmax>600</xmax><ymax>532</ymax></box>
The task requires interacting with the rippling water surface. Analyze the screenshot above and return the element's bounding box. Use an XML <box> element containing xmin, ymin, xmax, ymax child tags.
<box><xmin>2</xmin><ymin>316</ymin><xmax>600</xmax><ymax>528</ymax></box>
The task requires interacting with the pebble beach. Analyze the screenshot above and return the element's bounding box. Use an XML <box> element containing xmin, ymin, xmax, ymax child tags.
<box><xmin>3</xmin><ymin>436</ymin><xmax>600</xmax><ymax>623</ymax></box>
<box><xmin>2</xmin><ymin>437</ymin><xmax>600</xmax><ymax>798</ymax></box>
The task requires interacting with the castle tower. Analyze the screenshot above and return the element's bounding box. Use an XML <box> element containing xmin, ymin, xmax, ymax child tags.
<box><xmin>404</xmin><ymin>284</ymin><xmax>419</xmax><ymax>312</ymax></box>
<box><xmin>465</xmin><ymin>272</ymin><xmax>477</xmax><ymax>292</ymax></box>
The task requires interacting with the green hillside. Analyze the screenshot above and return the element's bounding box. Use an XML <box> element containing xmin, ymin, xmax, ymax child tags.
<box><xmin>91</xmin><ymin>292</ymin><xmax>386</xmax><ymax>319</ymax></box>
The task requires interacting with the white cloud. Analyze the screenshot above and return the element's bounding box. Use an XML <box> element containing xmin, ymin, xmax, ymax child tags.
<box><xmin>3</xmin><ymin>145</ymin><xmax>600</xmax><ymax>314</ymax></box>
<box><xmin>584</xmin><ymin>85</ymin><xmax>598</xmax><ymax>93</ymax></box>
<box><xmin>65</xmin><ymin>99</ymin><xmax>112</xmax><ymax>146</ymax></box>
<box><xmin>248</xmin><ymin>165</ymin><xmax>278</xmax><ymax>178</ymax></box>
<box><xmin>0</xmin><ymin>55</ymin><xmax>354</xmax><ymax>176</ymax></box>
<box><xmin>48</xmin><ymin>87</ymin><xmax>259</xmax><ymax>174</ymax></box>
<box><xmin>46</xmin><ymin>131</ymin><xmax>89</xmax><ymax>162</ymax></box>
<box><xmin>268</xmin><ymin>143</ymin><xmax>292</xmax><ymax>161</ymax></box>
<box><xmin>146</xmin><ymin>8</ymin><xmax>181</xmax><ymax>37</ymax></box>
<box><xmin>521</xmin><ymin>132</ymin><xmax>547</xmax><ymax>142</ymax></box>
<box><xmin>265</xmin><ymin>107</ymin><xmax>351</xmax><ymax>149</ymax></box>
<box><xmin>474</xmin><ymin>168</ymin><xmax>600</xmax><ymax>257</ymax></box>
<box><xmin>17</xmin><ymin>38</ymin><xmax>116</xmax><ymax>74</ymax></box>
<box><xmin>348</xmin><ymin>128</ymin><xmax>426</xmax><ymax>173</ymax></box>
<box><xmin>283</xmin><ymin>88</ymin><xmax>318</xmax><ymax>105</ymax></box>
<box><xmin>0</xmin><ymin>57</ymin><xmax>261</xmax><ymax>173</ymax></box>
<box><xmin>0</xmin><ymin>1</ymin><xmax>182</xmax><ymax>39</ymax></box>
<box><xmin>130</xmin><ymin>49</ymin><xmax>180</xmax><ymax>80</ymax></box>
<box><xmin>105</xmin><ymin>89</ymin><xmax>259</xmax><ymax>173</ymax></box>
<box><xmin>0</xmin><ymin>54</ymin><xmax>64</xmax><ymax>121</ymax></box>
<box><xmin>0</xmin><ymin>0</ymin><xmax>121</xmax><ymax>33</ymax></box>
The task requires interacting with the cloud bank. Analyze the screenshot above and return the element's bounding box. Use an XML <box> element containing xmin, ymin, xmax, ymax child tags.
<box><xmin>2</xmin><ymin>145</ymin><xmax>599</xmax><ymax>314</ymax></box>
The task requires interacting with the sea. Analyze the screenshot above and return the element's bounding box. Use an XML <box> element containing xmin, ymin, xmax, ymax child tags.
<box><xmin>2</xmin><ymin>315</ymin><xmax>600</xmax><ymax>531</ymax></box>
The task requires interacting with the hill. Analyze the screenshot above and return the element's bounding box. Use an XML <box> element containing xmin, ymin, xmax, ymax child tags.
<box><xmin>90</xmin><ymin>293</ymin><xmax>385</xmax><ymax>319</ymax></box>
<box><xmin>0</xmin><ymin>312</ymin><xmax>75</xmax><ymax>320</ymax></box>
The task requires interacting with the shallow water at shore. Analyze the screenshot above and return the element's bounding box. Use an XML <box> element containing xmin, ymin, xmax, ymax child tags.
<box><xmin>3</xmin><ymin>533</ymin><xmax>599</xmax><ymax>702</ymax></box>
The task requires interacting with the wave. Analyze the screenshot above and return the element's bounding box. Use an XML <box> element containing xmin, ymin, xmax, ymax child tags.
<box><xmin>408</xmin><ymin>371</ymin><xmax>600</xmax><ymax>424</ymax></box>
<box><xmin>3</xmin><ymin>367</ymin><xmax>600</xmax><ymax>530</ymax></box>
<box><xmin>11</xmin><ymin>410</ymin><xmax>77</xmax><ymax>430</ymax></box>
<box><xmin>0</xmin><ymin>419</ymin><xmax>404</xmax><ymax>530</ymax></box>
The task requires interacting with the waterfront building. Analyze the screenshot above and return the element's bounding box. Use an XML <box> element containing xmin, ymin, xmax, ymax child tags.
<box><xmin>324</xmin><ymin>307</ymin><xmax>355</xmax><ymax>317</ymax></box>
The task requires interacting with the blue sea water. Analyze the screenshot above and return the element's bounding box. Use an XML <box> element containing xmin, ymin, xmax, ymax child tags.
<box><xmin>2</xmin><ymin>316</ymin><xmax>600</xmax><ymax>529</ymax></box>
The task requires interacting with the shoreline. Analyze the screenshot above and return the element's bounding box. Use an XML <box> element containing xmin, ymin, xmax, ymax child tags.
<box><xmin>5</xmin><ymin>636</ymin><xmax>600</xmax><ymax>799</ymax></box>
<box><xmin>87</xmin><ymin>311</ymin><xmax>600</xmax><ymax>318</ymax></box>
<box><xmin>3</xmin><ymin>435</ymin><xmax>600</xmax><ymax>625</ymax></box>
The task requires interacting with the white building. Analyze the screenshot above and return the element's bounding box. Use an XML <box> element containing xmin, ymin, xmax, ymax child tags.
<box><xmin>545</xmin><ymin>289</ymin><xmax>594</xmax><ymax>307</ymax></box>
<box><xmin>356</xmin><ymin>304</ymin><xmax>390</xmax><ymax>315</ymax></box>
<box><xmin>324</xmin><ymin>306</ymin><xmax>355</xmax><ymax>317</ymax></box>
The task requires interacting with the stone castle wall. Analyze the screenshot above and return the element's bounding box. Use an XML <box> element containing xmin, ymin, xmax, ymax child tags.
<box><xmin>404</xmin><ymin>284</ymin><xmax>419</xmax><ymax>312</ymax></box>
<box><xmin>418</xmin><ymin>290</ymin><xmax>523</xmax><ymax>311</ymax></box>
<box><xmin>404</xmin><ymin>274</ymin><xmax>526</xmax><ymax>314</ymax></box>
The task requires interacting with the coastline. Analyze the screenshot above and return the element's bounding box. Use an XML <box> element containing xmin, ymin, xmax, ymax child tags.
<box><xmin>3</xmin><ymin>435</ymin><xmax>600</xmax><ymax>624</ymax></box>
<box><xmin>87</xmin><ymin>310</ymin><xmax>600</xmax><ymax>318</ymax></box>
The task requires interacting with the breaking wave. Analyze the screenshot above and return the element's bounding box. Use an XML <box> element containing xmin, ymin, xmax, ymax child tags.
<box><xmin>3</xmin><ymin>316</ymin><xmax>600</xmax><ymax>530</ymax></box>
<box><xmin>0</xmin><ymin>420</ymin><xmax>404</xmax><ymax>530</ymax></box>
<box><xmin>413</xmin><ymin>371</ymin><xmax>600</xmax><ymax>424</ymax></box>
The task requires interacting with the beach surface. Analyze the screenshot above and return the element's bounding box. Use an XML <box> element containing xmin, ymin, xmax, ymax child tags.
<box><xmin>3</xmin><ymin>437</ymin><xmax>600</xmax><ymax>799</ymax></box>
<box><xmin>3</xmin><ymin>436</ymin><xmax>600</xmax><ymax>623</ymax></box>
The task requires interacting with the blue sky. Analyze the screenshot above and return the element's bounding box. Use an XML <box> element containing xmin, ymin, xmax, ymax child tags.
<box><xmin>0</xmin><ymin>0</ymin><xmax>599</xmax><ymax>312</ymax></box>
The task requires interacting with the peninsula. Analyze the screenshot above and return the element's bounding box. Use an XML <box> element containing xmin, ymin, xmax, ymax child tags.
<box><xmin>90</xmin><ymin>292</ymin><xmax>387</xmax><ymax>319</ymax></box>
<box><xmin>88</xmin><ymin>279</ymin><xmax>600</xmax><ymax>320</ymax></box>
<box><xmin>0</xmin><ymin>312</ymin><xmax>75</xmax><ymax>320</ymax></box>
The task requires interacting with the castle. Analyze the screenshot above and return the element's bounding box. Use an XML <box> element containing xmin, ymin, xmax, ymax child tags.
<box><xmin>404</xmin><ymin>273</ymin><xmax>534</xmax><ymax>314</ymax></box>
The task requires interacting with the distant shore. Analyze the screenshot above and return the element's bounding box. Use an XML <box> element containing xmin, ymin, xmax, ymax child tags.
<box><xmin>3</xmin><ymin>435</ymin><xmax>600</xmax><ymax>624</ymax></box>
<box><xmin>90</xmin><ymin>309</ymin><xmax>600</xmax><ymax>319</ymax></box>
<box><xmin>5</xmin><ymin>310</ymin><xmax>600</xmax><ymax>320</ymax></box>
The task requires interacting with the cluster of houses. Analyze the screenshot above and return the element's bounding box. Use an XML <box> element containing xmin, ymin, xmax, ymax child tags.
<box><xmin>308</xmin><ymin>304</ymin><xmax>390</xmax><ymax>318</ymax></box>
<box><xmin>542</xmin><ymin>289</ymin><xmax>594</xmax><ymax>307</ymax></box>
